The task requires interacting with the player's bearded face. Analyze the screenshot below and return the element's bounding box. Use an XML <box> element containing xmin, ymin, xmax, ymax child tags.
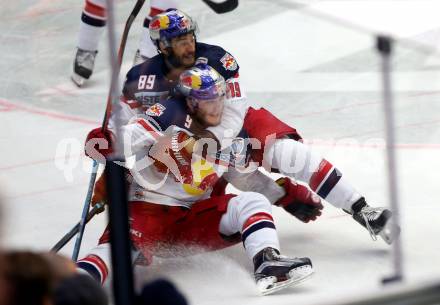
<box><xmin>170</xmin><ymin>34</ymin><xmax>196</xmax><ymax>68</ymax></box>
<box><xmin>191</xmin><ymin>96</ymin><xmax>225</xmax><ymax>127</ymax></box>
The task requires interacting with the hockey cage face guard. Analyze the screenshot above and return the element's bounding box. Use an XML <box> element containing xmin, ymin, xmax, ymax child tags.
<box><xmin>177</xmin><ymin>64</ymin><xmax>226</xmax><ymax>101</ymax></box>
<box><xmin>149</xmin><ymin>9</ymin><xmax>198</xmax><ymax>48</ymax></box>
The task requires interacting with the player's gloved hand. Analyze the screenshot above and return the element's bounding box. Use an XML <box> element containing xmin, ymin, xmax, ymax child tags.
<box><xmin>91</xmin><ymin>174</ymin><xmax>107</xmax><ymax>214</ymax></box>
<box><xmin>275</xmin><ymin>177</ymin><xmax>323</xmax><ymax>223</ymax></box>
<box><xmin>84</xmin><ymin>127</ymin><xmax>114</xmax><ymax>161</ymax></box>
<box><xmin>148</xmin><ymin>131</ymin><xmax>195</xmax><ymax>184</ymax></box>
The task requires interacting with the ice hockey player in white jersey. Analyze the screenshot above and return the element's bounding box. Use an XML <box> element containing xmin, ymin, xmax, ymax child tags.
<box><xmin>85</xmin><ymin>9</ymin><xmax>399</xmax><ymax>244</ymax></box>
<box><xmin>78</xmin><ymin>64</ymin><xmax>320</xmax><ymax>295</ymax></box>
<box><xmin>72</xmin><ymin>0</ymin><xmax>177</xmax><ymax>86</ymax></box>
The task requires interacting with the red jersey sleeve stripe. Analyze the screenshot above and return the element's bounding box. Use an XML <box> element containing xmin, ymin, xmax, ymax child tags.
<box><xmin>136</xmin><ymin>118</ymin><xmax>163</xmax><ymax>140</ymax></box>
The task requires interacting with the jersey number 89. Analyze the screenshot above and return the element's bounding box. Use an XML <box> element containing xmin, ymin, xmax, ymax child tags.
<box><xmin>138</xmin><ymin>75</ymin><xmax>156</xmax><ymax>90</ymax></box>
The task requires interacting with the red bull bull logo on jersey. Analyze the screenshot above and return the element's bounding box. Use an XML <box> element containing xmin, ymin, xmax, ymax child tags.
<box><xmin>220</xmin><ymin>52</ymin><xmax>237</xmax><ymax>71</ymax></box>
<box><xmin>146</xmin><ymin>103</ymin><xmax>166</xmax><ymax>117</ymax></box>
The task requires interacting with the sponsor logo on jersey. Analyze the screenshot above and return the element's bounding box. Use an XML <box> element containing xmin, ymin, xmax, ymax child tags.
<box><xmin>182</xmin><ymin>160</ymin><xmax>216</xmax><ymax>196</ymax></box>
<box><xmin>146</xmin><ymin>103</ymin><xmax>166</xmax><ymax>116</ymax></box>
<box><xmin>220</xmin><ymin>52</ymin><xmax>237</xmax><ymax>71</ymax></box>
<box><xmin>134</xmin><ymin>91</ymin><xmax>168</xmax><ymax>107</ymax></box>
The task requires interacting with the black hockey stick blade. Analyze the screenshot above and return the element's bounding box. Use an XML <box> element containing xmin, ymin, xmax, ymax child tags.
<box><xmin>201</xmin><ymin>0</ymin><xmax>238</xmax><ymax>14</ymax></box>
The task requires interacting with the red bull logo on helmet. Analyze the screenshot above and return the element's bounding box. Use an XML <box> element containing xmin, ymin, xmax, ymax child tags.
<box><xmin>181</xmin><ymin>73</ymin><xmax>202</xmax><ymax>90</ymax></box>
<box><xmin>220</xmin><ymin>52</ymin><xmax>237</xmax><ymax>71</ymax></box>
<box><xmin>150</xmin><ymin>15</ymin><xmax>170</xmax><ymax>31</ymax></box>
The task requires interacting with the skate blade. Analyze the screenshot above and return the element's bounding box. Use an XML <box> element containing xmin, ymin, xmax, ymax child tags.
<box><xmin>258</xmin><ymin>265</ymin><xmax>314</xmax><ymax>296</ymax></box>
<box><xmin>379</xmin><ymin>221</ymin><xmax>401</xmax><ymax>245</ymax></box>
<box><xmin>71</xmin><ymin>73</ymin><xmax>86</xmax><ymax>87</ymax></box>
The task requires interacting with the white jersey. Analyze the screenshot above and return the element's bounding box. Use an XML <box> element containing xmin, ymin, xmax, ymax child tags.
<box><xmin>121</xmin><ymin>116</ymin><xmax>230</xmax><ymax>208</ymax></box>
<box><xmin>120</xmin><ymin>115</ymin><xmax>284</xmax><ymax>208</ymax></box>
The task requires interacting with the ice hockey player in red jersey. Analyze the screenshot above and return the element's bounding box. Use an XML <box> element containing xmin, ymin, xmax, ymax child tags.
<box><xmin>72</xmin><ymin>0</ymin><xmax>177</xmax><ymax>86</ymax></box>
<box><xmin>78</xmin><ymin>64</ymin><xmax>318</xmax><ymax>295</ymax></box>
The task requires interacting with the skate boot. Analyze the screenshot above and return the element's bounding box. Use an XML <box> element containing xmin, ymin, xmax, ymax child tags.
<box><xmin>133</xmin><ymin>49</ymin><xmax>149</xmax><ymax>66</ymax></box>
<box><xmin>349</xmin><ymin>197</ymin><xmax>400</xmax><ymax>244</ymax></box>
<box><xmin>253</xmin><ymin>247</ymin><xmax>313</xmax><ymax>295</ymax></box>
<box><xmin>71</xmin><ymin>48</ymin><xmax>98</xmax><ymax>87</ymax></box>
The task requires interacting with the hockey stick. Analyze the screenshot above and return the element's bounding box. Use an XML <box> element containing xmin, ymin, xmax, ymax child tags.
<box><xmin>201</xmin><ymin>0</ymin><xmax>239</xmax><ymax>14</ymax></box>
<box><xmin>71</xmin><ymin>162</ymin><xmax>99</xmax><ymax>260</ymax></box>
<box><xmin>51</xmin><ymin>203</ymin><xmax>104</xmax><ymax>253</ymax></box>
<box><xmin>102</xmin><ymin>0</ymin><xmax>146</xmax><ymax>129</ymax></box>
<box><xmin>67</xmin><ymin>0</ymin><xmax>146</xmax><ymax>260</ymax></box>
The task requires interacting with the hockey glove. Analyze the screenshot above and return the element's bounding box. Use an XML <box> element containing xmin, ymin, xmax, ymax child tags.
<box><xmin>84</xmin><ymin>127</ymin><xmax>114</xmax><ymax>161</ymax></box>
<box><xmin>275</xmin><ymin>177</ymin><xmax>323</xmax><ymax>223</ymax></box>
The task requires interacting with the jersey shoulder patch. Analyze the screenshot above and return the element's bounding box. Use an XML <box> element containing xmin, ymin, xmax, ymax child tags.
<box><xmin>145</xmin><ymin>97</ymin><xmax>189</xmax><ymax>131</ymax></box>
<box><xmin>196</xmin><ymin>42</ymin><xmax>239</xmax><ymax>80</ymax></box>
<box><xmin>220</xmin><ymin>52</ymin><xmax>238</xmax><ymax>71</ymax></box>
<box><xmin>146</xmin><ymin>103</ymin><xmax>166</xmax><ymax>116</ymax></box>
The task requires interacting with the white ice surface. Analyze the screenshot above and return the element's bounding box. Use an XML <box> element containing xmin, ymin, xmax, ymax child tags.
<box><xmin>1</xmin><ymin>1</ymin><xmax>440</xmax><ymax>304</ymax></box>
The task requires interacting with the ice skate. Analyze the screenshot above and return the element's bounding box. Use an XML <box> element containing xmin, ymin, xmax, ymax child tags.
<box><xmin>71</xmin><ymin>48</ymin><xmax>98</xmax><ymax>87</ymax></box>
<box><xmin>253</xmin><ymin>247</ymin><xmax>313</xmax><ymax>295</ymax></box>
<box><xmin>349</xmin><ymin>197</ymin><xmax>401</xmax><ymax>244</ymax></box>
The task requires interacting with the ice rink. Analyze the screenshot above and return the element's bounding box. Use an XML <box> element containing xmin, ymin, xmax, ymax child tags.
<box><xmin>1</xmin><ymin>0</ymin><xmax>440</xmax><ymax>304</ymax></box>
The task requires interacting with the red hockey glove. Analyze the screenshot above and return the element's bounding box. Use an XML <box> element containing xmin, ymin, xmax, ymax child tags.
<box><xmin>275</xmin><ymin>177</ymin><xmax>323</xmax><ymax>223</ymax></box>
<box><xmin>148</xmin><ymin>132</ymin><xmax>195</xmax><ymax>184</ymax></box>
<box><xmin>84</xmin><ymin>127</ymin><xmax>114</xmax><ymax>161</ymax></box>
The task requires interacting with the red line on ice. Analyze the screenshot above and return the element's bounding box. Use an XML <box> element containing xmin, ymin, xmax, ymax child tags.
<box><xmin>337</xmin><ymin>119</ymin><xmax>440</xmax><ymax>141</ymax></box>
<box><xmin>5</xmin><ymin>182</ymin><xmax>88</xmax><ymax>200</ymax></box>
<box><xmin>305</xmin><ymin>139</ymin><xmax>440</xmax><ymax>150</ymax></box>
<box><xmin>0</xmin><ymin>154</ymin><xmax>84</xmax><ymax>171</ymax></box>
<box><xmin>0</xmin><ymin>99</ymin><xmax>99</xmax><ymax>125</ymax></box>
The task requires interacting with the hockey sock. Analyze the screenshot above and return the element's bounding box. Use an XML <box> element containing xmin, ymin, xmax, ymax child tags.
<box><xmin>309</xmin><ymin>159</ymin><xmax>362</xmax><ymax>211</ymax></box>
<box><xmin>241</xmin><ymin>212</ymin><xmax>280</xmax><ymax>259</ymax></box>
<box><xmin>267</xmin><ymin>139</ymin><xmax>361</xmax><ymax>211</ymax></box>
<box><xmin>77</xmin><ymin>0</ymin><xmax>106</xmax><ymax>51</ymax></box>
<box><xmin>219</xmin><ymin>193</ymin><xmax>280</xmax><ymax>260</ymax></box>
<box><xmin>77</xmin><ymin>254</ymin><xmax>109</xmax><ymax>285</ymax></box>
